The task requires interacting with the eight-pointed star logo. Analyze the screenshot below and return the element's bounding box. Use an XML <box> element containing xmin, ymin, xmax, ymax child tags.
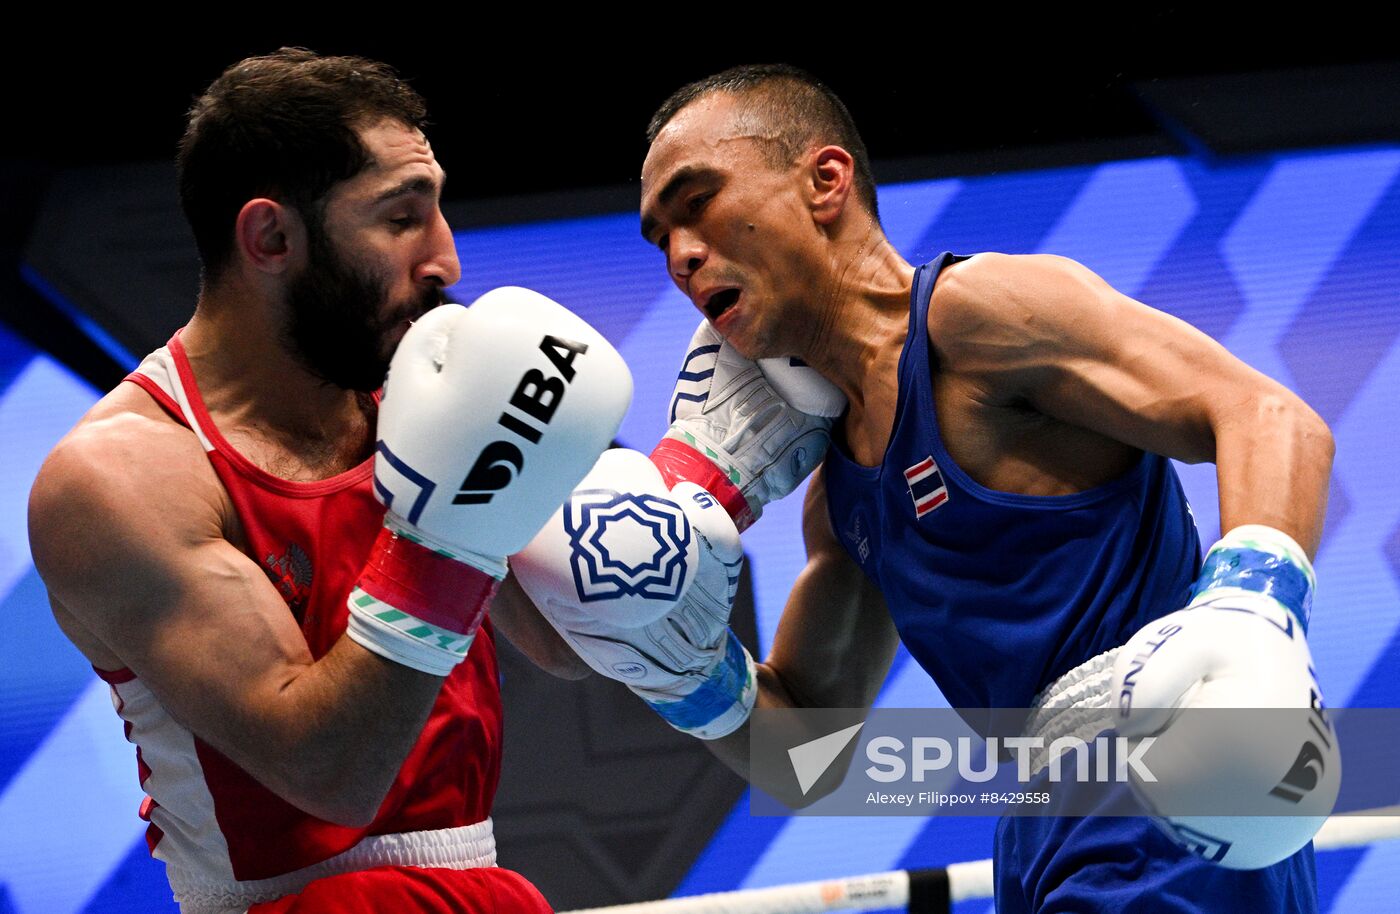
<box><xmin>564</xmin><ymin>488</ymin><xmax>692</xmax><ymax>602</ymax></box>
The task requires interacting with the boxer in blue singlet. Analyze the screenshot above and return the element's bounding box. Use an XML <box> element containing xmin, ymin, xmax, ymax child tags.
<box><xmin>584</xmin><ymin>65</ymin><xmax>1334</xmax><ymax>912</ymax></box>
<box><xmin>819</xmin><ymin>255</ymin><xmax>1317</xmax><ymax>911</ymax></box>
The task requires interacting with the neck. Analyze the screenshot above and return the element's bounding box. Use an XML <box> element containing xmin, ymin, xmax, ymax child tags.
<box><xmin>181</xmin><ymin>281</ymin><xmax>370</xmax><ymax>449</ymax></box>
<box><xmin>795</xmin><ymin>218</ymin><xmax>915</xmax><ymax>411</ymax></box>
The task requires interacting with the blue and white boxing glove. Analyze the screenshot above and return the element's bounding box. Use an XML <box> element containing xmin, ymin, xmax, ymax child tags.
<box><xmin>1111</xmin><ymin>524</ymin><xmax>1341</xmax><ymax>870</ymax></box>
<box><xmin>513</xmin><ymin>448</ymin><xmax>755</xmax><ymax>739</ymax></box>
<box><xmin>651</xmin><ymin>320</ymin><xmax>845</xmax><ymax>531</ymax></box>
<box><xmin>513</xmin><ymin>321</ymin><xmax>845</xmax><ymax>737</ymax></box>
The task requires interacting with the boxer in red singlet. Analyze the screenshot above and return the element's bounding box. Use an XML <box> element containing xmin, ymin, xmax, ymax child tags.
<box><xmin>27</xmin><ymin>49</ymin><xmax>613</xmax><ymax>914</ymax></box>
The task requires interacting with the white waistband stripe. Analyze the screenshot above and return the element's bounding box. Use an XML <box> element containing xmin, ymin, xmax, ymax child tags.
<box><xmin>169</xmin><ymin>819</ymin><xmax>497</xmax><ymax>914</ymax></box>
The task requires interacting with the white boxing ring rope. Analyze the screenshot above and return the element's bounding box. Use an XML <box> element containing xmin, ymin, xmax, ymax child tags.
<box><xmin>560</xmin><ymin>807</ymin><xmax>1400</xmax><ymax>914</ymax></box>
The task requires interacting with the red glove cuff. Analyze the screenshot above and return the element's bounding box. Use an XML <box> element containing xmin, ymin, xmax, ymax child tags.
<box><xmin>649</xmin><ymin>438</ymin><xmax>756</xmax><ymax>531</ymax></box>
<box><xmin>357</xmin><ymin>527</ymin><xmax>499</xmax><ymax>636</ymax></box>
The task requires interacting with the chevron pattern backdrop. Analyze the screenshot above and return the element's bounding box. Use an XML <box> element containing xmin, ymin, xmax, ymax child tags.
<box><xmin>3</xmin><ymin>144</ymin><xmax>1398</xmax><ymax>912</ymax></box>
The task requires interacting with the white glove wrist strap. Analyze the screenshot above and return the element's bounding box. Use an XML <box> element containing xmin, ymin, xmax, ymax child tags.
<box><xmin>347</xmin><ymin>598</ymin><xmax>474</xmax><ymax>677</ymax></box>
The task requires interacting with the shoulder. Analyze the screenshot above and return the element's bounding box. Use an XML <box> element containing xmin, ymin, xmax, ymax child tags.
<box><xmin>33</xmin><ymin>382</ymin><xmax>213</xmax><ymax>511</ymax></box>
<box><xmin>931</xmin><ymin>253</ymin><xmax>1098</xmax><ymax>333</ymax></box>
<box><xmin>29</xmin><ymin>383</ymin><xmax>227</xmax><ymax>597</ymax></box>
<box><xmin>928</xmin><ymin>253</ymin><xmax>1113</xmax><ymax>375</ymax></box>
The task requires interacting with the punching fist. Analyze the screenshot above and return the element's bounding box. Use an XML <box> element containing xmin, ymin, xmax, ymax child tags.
<box><xmin>513</xmin><ymin>448</ymin><xmax>755</xmax><ymax>739</ymax></box>
<box><xmin>650</xmin><ymin>320</ymin><xmax>845</xmax><ymax>530</ymax></box>
<box><xmin>1111</xmin><ymin>525</ymin><xmax>1341</xmax><ymax>870</ymax></box>
<box><xmin>348</xmin><ymin>288</ymin><xmax>632</xmax><ymax>675</ymax></box>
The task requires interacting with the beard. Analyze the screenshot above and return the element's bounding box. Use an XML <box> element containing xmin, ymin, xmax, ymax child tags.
<box><xmin>281</xmin><ymin>224</ymin><xmax>446</xmax><ymax>392</ymax></box>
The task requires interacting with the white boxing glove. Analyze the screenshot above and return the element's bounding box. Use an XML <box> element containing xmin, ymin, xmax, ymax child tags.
<box><xmin>1111</xmin><ymin>524</ymin><xmax>1341</xmax><ymax>870</ymax></box>
<box><xmin>513</xmin><ymin>448</ymin><xmax>756</xmax><ymax>739</ymax></box>
<box><xmin>651</xmin><ymin>320</ymin><xmax>845</xmax><ymax>531</ymax></box>
<box><xmin>348</xmin><ymin>289</ymin><xmax>632</xmax><ymax>675</ymax></box>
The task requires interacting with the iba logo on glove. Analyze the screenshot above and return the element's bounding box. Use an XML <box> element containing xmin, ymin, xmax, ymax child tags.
<box><xmin>563</xmin><ymin>489</ymin><xmax>692</xmax><ymax>602</ymax></box>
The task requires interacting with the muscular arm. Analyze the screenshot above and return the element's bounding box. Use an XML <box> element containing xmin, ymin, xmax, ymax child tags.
<box><xmin>29</xmin><ymin>415</ymin><xmax>443</xmax><ymax>827</ymax></box>
<box><xmin>935</xmin><ymin>253</ymin><xmax>1334</xmax><ymax>557</ymax></box>
<box><xmin>701</xmin><ymin>465</ymin><xmax>900</xmax><ymax>804</ymax></box>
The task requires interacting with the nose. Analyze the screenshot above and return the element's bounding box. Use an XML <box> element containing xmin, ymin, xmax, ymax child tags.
<box><xmin>668</xmin><ymin>228</ymin><xmax>706</xmax><ymax>286</ymax></box>
<box><xmin>418</xmin><ymin>209</ymin><xmax>462</xmax><ymax>289</ymax></box>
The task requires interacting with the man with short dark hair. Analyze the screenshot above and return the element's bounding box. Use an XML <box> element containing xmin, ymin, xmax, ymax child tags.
<box><xmin>29</xmin><ymin>49</ymin><xmax>621</xmax><ymax>913</ymax></box>
<box><xmin>518</xmin><ymin>65</ymin><xmax>1334</xmax><ymax>912</ymax></box>
<box><xmin>175</xmin><ymin>49</ymin><xmax>441</xmax><ymax>394</ymax></box>
<box><xmin>644</xmin><ymin>64</ymin><xmax>882</xmax><ymax>220</ymax></box>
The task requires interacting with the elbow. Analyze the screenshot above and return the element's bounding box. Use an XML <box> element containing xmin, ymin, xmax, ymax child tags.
<box><xmin>1294</xmin><ymin>395</ymin><xmax>1335</xmax><ymax>463</ymax></box>
<box><xmin>1310</xmin><ymin>411</ymin><xmax>1336</xmax><ymax>465</ymax></box>
<box><xmin>284</xmin><ymin>778</ymin><xmax>387</xmax><ymax>829</ymax></box>
<box><xmin>1256</xmin><ymin>391</ymin><xmax>1334</xmax><ymax>464</ymax></box>
<box><xmin>333</xmin><ymin>802</ymin><xmax>383</xmax><ymax>830</ymax></box>
<box><xmin>311</xmin><ymin>753</ymin><xmax>406</xmax><ymax>827</ymax></box>
<box><xmin>313</xmin><ymin>802</ymin><xmax>379</xmax><ymax>830</ymax></box>
<box><xmin>260</xmin><ymin>750</ymin><xmax>394</xmax><ymax>828</ymax></box>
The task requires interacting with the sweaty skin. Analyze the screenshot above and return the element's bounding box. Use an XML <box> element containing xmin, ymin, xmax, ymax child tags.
<box><xmin>639</xmin><ymin>93</ymin><xmax>1334</xmax><ymax>805</ymax></box>
<box><xmin>29</xmin><ymin>119</ymin><xmax>581</xmax><ymax>826</ymax></box>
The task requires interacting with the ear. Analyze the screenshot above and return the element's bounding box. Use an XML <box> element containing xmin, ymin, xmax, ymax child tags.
<box><xmin>233</xmin><ymin>198</ymin><xmax>304</xmax><ymax>275</ymax></box>
<box><xmin>809</xmin><ymin>145</ymin><xmax>857</xmax><ymax>226</ymax></box>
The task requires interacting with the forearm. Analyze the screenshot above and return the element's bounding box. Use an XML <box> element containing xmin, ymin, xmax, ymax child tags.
<box><xmin>702</xmin><ymin>550</ymin><xmax>897</xmax><ymax>806</ymax></box>
<box><xmin>1214</xmin><ymin>391</ymin><xmax>1334</xmax><ymax>559</ymax></box>
<box><xmin>702</xmin><ymin>661</ymin><xmax>828</xmax><ymax>807</ymax></box>
<box><xmin>223</xmin><ymin>636</ymin><xmax>445</xmax><ymax>826</ymax></box>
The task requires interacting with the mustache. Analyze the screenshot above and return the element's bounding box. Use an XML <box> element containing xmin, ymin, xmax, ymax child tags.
<box><xmin>424</xmin><ymin>285</ymin><xmax>452</xmax><ymax>309</ymax></box>
<box><xmin>390</xmin><ymin>286</ymin><xmax>453</xmax><ymax>326</ymax></box>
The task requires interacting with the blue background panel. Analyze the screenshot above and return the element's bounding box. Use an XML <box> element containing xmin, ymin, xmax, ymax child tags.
<box><xmin>3</xmin><ymin>144</ymin><xmax>1399</xmax><ymax>911</ymax></box>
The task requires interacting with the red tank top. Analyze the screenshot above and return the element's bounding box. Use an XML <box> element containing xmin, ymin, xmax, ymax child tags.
<box><xmin>119</xmin><ymin>332</ymin><xmax>503</xmax><ymax>881</ymax></box>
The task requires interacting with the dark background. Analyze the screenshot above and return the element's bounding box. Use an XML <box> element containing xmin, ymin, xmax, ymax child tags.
<box><xmin>6</xmin><ymin>19</ymin><xmax>1397</xmax><ymax>393</ymax></box>
<box><xmin>5</xmin><ymin>18</ymin><xmax>1398</xmax><ymax>202</ymax></box>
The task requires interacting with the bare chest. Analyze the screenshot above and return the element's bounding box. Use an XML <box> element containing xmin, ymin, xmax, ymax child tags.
<box><xmin>214</xmin><ymin>392</ymin><xmax>377</xmax><ymax>484</ymax></box>
<box><xmin>220</xmin><ymin>427</ymin><xmax>373</xmax><ymax>483</ymax></box>
<box><xmin>213</xmin><ymin>413</ymin><xmax>375</xmax><ymax>553</ymax></box>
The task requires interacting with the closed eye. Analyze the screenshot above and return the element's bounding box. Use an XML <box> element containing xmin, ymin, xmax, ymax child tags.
<box><xmin>656</xmin><ymin>233</ymin><xmax>669</xmax><ymax>254</ymax></box>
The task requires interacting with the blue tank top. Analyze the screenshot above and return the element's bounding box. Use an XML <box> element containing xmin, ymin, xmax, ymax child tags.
<box><xmin>823</xmin><ymin>253</ymin><xmax>1202</xmax><ymax>717</ymax></box>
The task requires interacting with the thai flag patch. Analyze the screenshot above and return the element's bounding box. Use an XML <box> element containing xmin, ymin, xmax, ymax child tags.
<box><xmin>904</xmin><ymin>456</ymin><xmax>949</xmax><ymax>518</ymax></box>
